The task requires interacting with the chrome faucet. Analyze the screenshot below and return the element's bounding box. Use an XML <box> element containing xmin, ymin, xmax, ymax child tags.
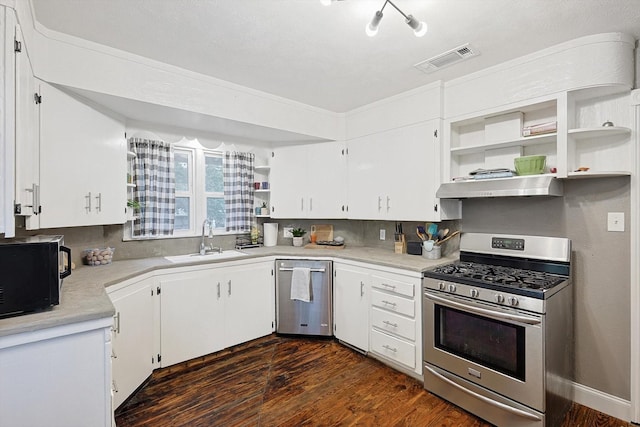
<box><xmin>200</xmin><ymin>219</ymin><xmax>221</xmax><ymax>255</ymax></box>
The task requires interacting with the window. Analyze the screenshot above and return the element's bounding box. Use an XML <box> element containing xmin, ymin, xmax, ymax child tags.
<box><xmin>171</xmin><ymin>146</ymin><xmax>226</xmax><ymax>236</ymax></box>
<box><xmin>173</xmin><ymin>149</ymin><xmax>194</xmax><ymax>234</ymax></box>
<box><xmin>205</xmin><ymin>153</ymin><xmax>225</xmax><ymax>229</ymax></box>
<box><xmin>126</xmin><ymin>139</ymin><xmax>253</xmax><ymax>240</ymax></box>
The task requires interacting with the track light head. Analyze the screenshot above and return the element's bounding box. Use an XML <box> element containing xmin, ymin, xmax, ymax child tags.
<box><xmin>405</xmin><ymin>15</ymin><xmax>427</xmax><ymax>37</ymax></box>
<box><xmin>366</xmin><ymin>10</ymin><xmax>384</xmax><ymax>37</ymax></box>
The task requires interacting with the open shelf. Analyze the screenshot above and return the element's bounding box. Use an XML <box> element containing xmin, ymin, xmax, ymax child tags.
<box><xmin>566</xmin><ymin>171</ymin><xmax>631</xmax><ymax>179</ymax></box>
<box><xmin>451</xmin><ymin>133</ymin><xmax>556</xmax><ymax>156</ymax></box>
<box><xmin>568</xmin><ymin>126</ymin><xmax>631</xmax><ymax>140</ymax></box>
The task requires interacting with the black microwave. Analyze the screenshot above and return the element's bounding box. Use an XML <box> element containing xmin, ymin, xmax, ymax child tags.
<box><xmin>0</xmin><ymin>235</ymin><xmax>71</xmax><ymax>317</ymax></box>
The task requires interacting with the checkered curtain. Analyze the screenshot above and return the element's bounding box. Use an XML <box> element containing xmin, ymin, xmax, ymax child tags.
<box><xmin>223</xmin><ymin>151</ymin><xmax>255</xmax><ymax>232</ymax></box>
<box><xmin>131</xmin><ymin>137</ymin><xmax>175</xmax><ymax>237</ymax></box>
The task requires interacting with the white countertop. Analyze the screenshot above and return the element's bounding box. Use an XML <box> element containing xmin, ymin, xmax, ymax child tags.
<box><xmin>0</xmin><ymin>245</ymin><xmax>455</xmax><ymax>338</ymax></box>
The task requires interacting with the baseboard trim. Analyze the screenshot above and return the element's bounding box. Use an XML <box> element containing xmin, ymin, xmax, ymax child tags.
<box><xmin>573</xmin><ymin>381</ymin><xmax>631</xmax><ymax>422</ymax></box>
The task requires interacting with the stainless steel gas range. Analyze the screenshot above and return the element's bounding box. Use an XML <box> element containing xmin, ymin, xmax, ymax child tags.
<box><xmin>422</xmin><ymin>233</ymin><xmax>573</xmax><ymax>427</ymax></box>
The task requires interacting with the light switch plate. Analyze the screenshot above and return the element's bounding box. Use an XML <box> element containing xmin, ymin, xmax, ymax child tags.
<box><xmin>379</xmin><ymin>229</ymin><xmax>386</xmax><ymax>240</ymax></box>
<box><xmin>607</xmin><ymin>212</ymin><xmax>625</xmax><ymax>232</ymax></box>
<box><xmin>283</xmin><ymin>227</ymin><xmax>293</xmax><ymax>238</ymax></box>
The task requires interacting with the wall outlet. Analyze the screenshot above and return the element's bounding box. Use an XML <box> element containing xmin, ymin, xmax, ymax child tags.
<box><xmin>283</xmin><ymin>227</ymin><xmax>293</xmax><ymax>238</ymax></box>
<box><xmin>379</xmin><ymin>229</ymin><xmax>386</xmax><ymax>240</ymax></box>
<box><xmin>607</xmin><ymin>212</ymin><xmax>625</xmax><ymax>232</ymax></box>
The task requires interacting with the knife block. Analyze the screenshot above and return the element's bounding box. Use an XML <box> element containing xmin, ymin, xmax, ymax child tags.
<box><xmin>394</xmin><ymin>234</ymin><xmax>406</xmax><ymax>254</ymax></box>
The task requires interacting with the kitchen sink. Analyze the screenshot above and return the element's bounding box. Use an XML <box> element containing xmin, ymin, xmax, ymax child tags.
<box><xmin>164</xmin><ymin>250</ymin><xmax>248</xmax><ymax>263</ymax></box>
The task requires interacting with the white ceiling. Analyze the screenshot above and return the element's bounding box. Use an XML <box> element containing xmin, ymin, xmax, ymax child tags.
<box><xmin>31</xmin><ymin>0</ymin><xmax>640</xmax><ymax>114</ymax></box>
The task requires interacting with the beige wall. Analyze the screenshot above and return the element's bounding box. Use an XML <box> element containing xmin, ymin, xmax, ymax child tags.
<box><xmin>461</xmin><ymin>176</ymin><xmax>631</xmax><ymax>400</ymax></box>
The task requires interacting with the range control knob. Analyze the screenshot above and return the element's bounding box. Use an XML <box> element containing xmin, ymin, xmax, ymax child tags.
<box><xmin>495</xmin><ymin>294</ymin><xmax>505</xmax><ymax>303</ymax></box>
<box><xmin>447</xmin><ymin>284</ymin><xmax>457</xmax><ymax>293</ymax></box>
<box><xmin>438</xmin><ymin>282</ymin><xmax>446</xmax><ymax>291</ymax></box>
<box><xmin>469</xmin><ymin>289</ymin><xmax>479</xmax><ymax>298</ymax></box>
<box><xmin>507</xmin><ymin>296</ymin><xmax>519</xmax><ymax>306</ymax></box>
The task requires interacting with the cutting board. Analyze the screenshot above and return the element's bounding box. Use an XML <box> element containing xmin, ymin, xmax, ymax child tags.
<box><xmin>311</xmin><ymin>224</ymin><xmax>333</xmax><ymax>242</ymax></box>
<box><xmin>304</xmin><ymin>243</ymin><xmax>344</xmax><ymax>250</ymax></box>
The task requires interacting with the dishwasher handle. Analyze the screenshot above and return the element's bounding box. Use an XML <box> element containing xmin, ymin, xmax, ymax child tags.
<box><xmin>279</xmin><ymin>267</ymin><xmax>325</xmax><ymax>273</ymax></box>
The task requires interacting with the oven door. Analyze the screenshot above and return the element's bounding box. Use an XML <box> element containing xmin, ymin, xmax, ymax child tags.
<box><xmin>424</xmin><ymin>289</ymin><xmax>544</xmax><ymax>412</ymax></box>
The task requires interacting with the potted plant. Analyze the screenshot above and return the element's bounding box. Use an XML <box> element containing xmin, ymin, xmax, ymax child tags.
<box><xmin>126</xmin><ymin>199</ymin><xmax>141</xmax><ymax>220</ymax></box>
<box><xmin>291</xmin><ymin>228</ymin><xmax>306</xmax><ymax>247</ymax></box>
<box><xmin>260</xmin><ymin>202</ymin><xmax>269</xmax><ymax>216</ymax></box>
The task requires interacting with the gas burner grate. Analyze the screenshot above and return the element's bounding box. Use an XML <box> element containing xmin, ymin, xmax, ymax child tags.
<box><xmin>429</xmin><ymin>261</ymin><xmax>566</xmax><ymax>291</ymax></box>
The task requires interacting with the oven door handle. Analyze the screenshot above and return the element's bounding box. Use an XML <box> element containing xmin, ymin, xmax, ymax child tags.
<box><xmin>425</xmin><ymin>293</ymin><xmax>542</xmax><ymax>325</ymax></box>
<box><xmin>424</xmin><ymin>365</ymin><xmax>542</xmax><ymax>421</ymax></box>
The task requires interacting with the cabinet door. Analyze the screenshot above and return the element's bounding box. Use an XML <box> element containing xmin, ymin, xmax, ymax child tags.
<box><xmin>109</xmin><ymin>278</ymin><xmax>155</xmax><ymax>409</ymax></box>
<box><xmin>39</xmin><ymin>82</ymin><xmax>126</xmax><ymax>228</ymax></box>
<box><xmin>346</xmin><ymin>133</ymin><xmax>389</xmax><ymax>220</ymax></box>
<box><xmin>159</xmin><ymin>269</ymin><xmax>225</xmax><ymax>367</ymax></box>
<box><xmin>333</xmin><ymin>264</ymin><xmax>369</xmax><ymax>352</ymax></box>
<box><xmin>224</xmin><ymin>262</ymin><xmax>275</xmax><ymax>348</ymax></box>
<box><xmin>14</xmin><ymin>24</ymin><xmax>40</xmax><ymax>228</ymax></box>
<box><xmin>270</xmin><ymin>144</ymin><xmax>308</xmax><ymax>218</ymax></box>
<box><xmin>307</xmin><ymin>141</ymin><xmax>348</xmax><ymax>218</ymax></box>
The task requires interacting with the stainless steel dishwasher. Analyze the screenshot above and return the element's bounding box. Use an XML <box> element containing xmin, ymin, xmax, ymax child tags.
<box><xmin>275</xmin><ymin>259</ymin><xmax>332</xmax><ymax>336</ymax></box>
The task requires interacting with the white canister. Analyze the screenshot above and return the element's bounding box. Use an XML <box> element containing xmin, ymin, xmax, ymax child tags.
<box><xmin>263</xmin><ymin>223</ymin><xmax>278</xmax><ymax>247</ymax></box>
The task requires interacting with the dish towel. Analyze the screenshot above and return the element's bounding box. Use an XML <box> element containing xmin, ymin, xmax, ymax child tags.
<box><xmin>290</xmin><ymin>267</ymin><xmax>311</xmax><ymax>302</ymax></box>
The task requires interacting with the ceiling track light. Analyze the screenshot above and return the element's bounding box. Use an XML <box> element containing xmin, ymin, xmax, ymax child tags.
<box><xmin>366</xmin><ymin>0</ymin><xmax>427</xmax><ymax>37</ymax></box>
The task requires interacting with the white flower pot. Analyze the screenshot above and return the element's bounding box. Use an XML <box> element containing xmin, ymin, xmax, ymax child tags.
<box><xmin>292</xmin><ymin>237</ymin><xmax>304</xmax><ymax>247</ymax></box>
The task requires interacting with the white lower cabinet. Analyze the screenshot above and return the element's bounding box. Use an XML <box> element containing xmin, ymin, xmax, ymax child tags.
<box><xmin>333</xmin><ymin>263</ymin><xmax>370</xmax><ymax>352</ymax></box>
<box><xmin>368</xmin><ymin>269</ymin><xmax>422</xmax><ymax>376</ymax></box>
<box><xmin>333</xmin><ymin>261</ymin><xmax>422</xmax><ymax>377</ymax></box>
<box><xmin>159</xmin><ymin>268</ymin><xmax>226</xmax><ymax>367</ymax></box>
<box><xmin>107</xmin><ymin>259</ymin><xmax>275</xmax><ymax>413</ymax></box>
<box><xmin>108</xmin><ymin>276</ymin><xmax>157</xmax><ymax>409</ymax></box>
<box><xmin>0</xmin><ymin>319</ymin><xmax>113</xmax><ymax>427</ymax></box>
<box><xmin>158</xmin><ymin>260</ymin><xmax>275</xmax><ymax>368</ymax></box>
<box><xmin>224</xmin><ymin>262</ymin><xmax>275</xmax><ymax>348</ymax></box>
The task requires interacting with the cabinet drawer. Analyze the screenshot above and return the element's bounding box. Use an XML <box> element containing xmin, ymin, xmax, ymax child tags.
<box><xmin>371</xmin><ymin>290</ymin><xmax>415</xmax><ymax>317</ymax></box>
<box><xmin>370</xmin><ymin>329</ymin><xmax>416</xmax><ymax>369</ymax></box>
<box><xmin>371</xmin><ymin>307</ymin><xmax>415</xmax><ymax>341</ymax></box>
<box><xmin>371</xmin><ymin>273</ymin><xmax>416</xmax><ymax>297</ymax></box>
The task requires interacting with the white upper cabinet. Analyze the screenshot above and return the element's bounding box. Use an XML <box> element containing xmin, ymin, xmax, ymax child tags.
<box><xmin>270</xmin><ymin>141</ymin><xmax>347</xmax><ymax>219</ymax></box>
<box><xmin>14</xmin><ymin>23</ymin><xmax>40</xmax><ymax>229</ymax></box>
<box><xmin>38</xmin><ymin>82</ymin><xmax>127</xmax><ymax>228</ymax></box>
<box><xmin>348</xmin><ymin>120</ymin><xmax>450</xmax><ymax>221</ymax></box>
<box><xmin>442</xmin><ymin>33</ymin><xmax>635</xmax><ymax>184</ymax></box>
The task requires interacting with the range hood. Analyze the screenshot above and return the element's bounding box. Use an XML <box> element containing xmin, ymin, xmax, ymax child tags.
<box><xmin>436</xmin><ymin>175</ymin><xmax>563</xmax><ymax>199</ymax></box>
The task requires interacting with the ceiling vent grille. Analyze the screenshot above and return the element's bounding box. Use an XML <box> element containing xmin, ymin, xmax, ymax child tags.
<box><xmin>414</xmin><ymin>44</ymin><xmax>479</xmax><ymax>74</ymax></box>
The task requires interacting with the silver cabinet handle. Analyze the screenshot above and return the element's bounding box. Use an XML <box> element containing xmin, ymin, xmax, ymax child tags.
<box><xmin>113</xmin><ymin>312</ymin><xmax>120</xmax><ymax>334</ymax></box>
<box><xmin>24</xmin><ymin>184</ymin><xmax>40</xmax><ymax>215</ymax></box>
<box><xmin>217</xmin><ymin>282</ymin><xmax>221</xmax><ymax>299</ymax></box>
<box><xmin>382</xmin><ymin>300</ymin><xmax>397</xmax><ymax>307</ymax></box>
<box><xmin>382</xmin><ymin>344</ymin><xmax>397</xmax><ymax>353</ymax></box>
<box><xmin>383</xmin><ymin>320</ymin><xmax>398</xmax><ymax>328</ymax></box>
<box><xmin>228</xmin><ymin>280</ymin><xmax>232</xmax><ymax>296</ymax></box>
<box><xmin>381</xmin><ymin>282</ymin><xmax>396</xmax><ymax>289</ymax></box>
<box><xmin>301</xmin><ymin>197</ymin><xmax>304</xmax><ymax>211</ymax></box>
<box><xmin>424</xmin><ymin>365</ymin><xmax>541</xmax><ymax>422</ymax></box>
<box><xmin>279</xmin><ymin>267</ymin><xmax>325</xmax><ymax>273</ymax></box>
<box><xmin>309</xmin><ymin>197</ymin><xmax>313</xmax><ymax>211</ymax></box>
<box><xmin>386</xmin><ymin>196</ymin><xmax>391</xmax><ymax>212</ymax></box>
<box><xmin>85</xmin><ymin>192</ymin><xmax>92</xmax><ymax>212</ymax></box>
<box><xmin>378</xmin><ymin>196</ymin><xmax>382</xmax><ymax>212</ymax></box>
<box><xmin>95</xmin><ymin>192</ymin><xmax>102</xmax><ymax>213</ymax></box>
<box><xmin>360</xmin><ymin>281</ymin><xmax>364</xmax><ymax>297</ymax></box>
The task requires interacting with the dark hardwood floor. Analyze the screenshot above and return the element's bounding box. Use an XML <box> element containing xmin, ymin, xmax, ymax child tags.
<box><xmin>115</xmin><ymin>334</ymin><xmax>631</xmax><ymax>427</ymax></box>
